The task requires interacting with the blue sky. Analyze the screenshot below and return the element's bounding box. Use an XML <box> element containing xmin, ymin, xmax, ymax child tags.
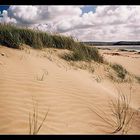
<box><xmin>81</xmin><ymin>5</ymin><xmax>96</xmax><ymax>14</ymax></box>
<box><xmin>0</xmin><ymin>5</ymin><xmax>9</xmax><ymax>12</ymax></box>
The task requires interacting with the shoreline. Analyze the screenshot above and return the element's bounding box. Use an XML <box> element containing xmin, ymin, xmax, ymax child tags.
<box><xmin>97</xmin><ymin>45</ymin><xmax>140</xmax><ymax>52</ymax></box>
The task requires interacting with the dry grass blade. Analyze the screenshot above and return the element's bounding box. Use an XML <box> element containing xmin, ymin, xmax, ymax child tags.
<box><xmin>110</xmin><ymin>86</ymin><xmax>136</xmax><ymax>134</ymax></box>
<box><xmin>88</xmin><ymin>107</ymin><xmax>115</xmax><ymax>128</ymax></box>
<box><xmin>29</xmin><ymin>97</ymin><xmax>49</xmax><ymax>135</ymax></box>
<box><xmin>36</xmin><ymin>109</ymin><xmax>49</xmax><ymax>134</ymax></box>
<box><xmin>36</xmin><ymin>70</ymin><xmax>48</xmax><ymax>81</ymax></box>
<box><xmin>89</xmin><ymin>84</ymin><xmax>137</xmax><ymax>134</ymax></box>
<box><xmin>29</xmin><ymin>112</ymin><xmax>32</xmax><ymax>134</ymax></box>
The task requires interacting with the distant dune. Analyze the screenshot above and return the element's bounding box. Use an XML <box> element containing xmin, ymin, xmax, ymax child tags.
<box><xmin>81</xmin><ymin>41</ymin><xmax>140</xmax><ymax>46</ymax></box>
<box><xmin>0</xmin><ymin>45</ymin><xmax>140</xmax><ymax>134</ymax></box>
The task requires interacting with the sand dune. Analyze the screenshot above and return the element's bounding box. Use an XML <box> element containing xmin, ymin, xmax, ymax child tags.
<box><xmin>101</xmin><ymin>49</ymin><xmax>140</xmax><ymax>76</ymax></box>
<box><xmin>0</xmin><ymin>45</ymin><xmax>140</xmax><ymax>134</ymax></box>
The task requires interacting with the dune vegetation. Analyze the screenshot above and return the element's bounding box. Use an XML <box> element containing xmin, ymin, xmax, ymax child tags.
<box><xmin>0</xmin><ymin>23</ymin><xmax>140</xmax><ymax>135</ymax></box>
<box><xmin>0</xmin><ymin>23</ymin><xmax>103</xmax><ymax>63</ymax></box>
<box><xmin>110</xmin><ymin>63</ymin><xmax>128</xmax><ymax>80</ymax></box>
<box><xmin>1</xmin><ymin>23</ymin><xmax>140</xmax><ymax>83</ymax></box>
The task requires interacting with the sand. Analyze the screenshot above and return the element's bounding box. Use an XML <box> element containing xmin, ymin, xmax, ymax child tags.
<box><xmin>100</xmin><ymin>49</ymin><xmax>140</xmax><ymax>76</ymax></box>
<box><xmin>0</xmin><ymin>45</ymin><xmax>140</xmax><ymax>134</ymax></box>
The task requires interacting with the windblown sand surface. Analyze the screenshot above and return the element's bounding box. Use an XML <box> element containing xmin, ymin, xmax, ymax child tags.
<box><xmin>100</xmin><ymin>49</ymin><xmax>140</xmax><ymax>76</ymax></box>
<box><xmin>0</xmin><ymin>45</ymin><xmax>140</xmax><ymax>134</ymax></box>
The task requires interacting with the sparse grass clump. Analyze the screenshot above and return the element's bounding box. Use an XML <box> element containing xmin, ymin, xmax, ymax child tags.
<box><xmin>118</xmin><ymin>48</ymin><xmax>127</xmax><ymax>52</ymax></box>
<box><xmin>74</xmin><ymin>44</ymin><xmax>104</xmax><ymax>62</ymax></box>
<box><xmin>29</xmin><ymin>97</ymin><xmax>49</xmax><ymax>135</ymax></box>
<box><xmin>135</xmin><ymin>76</ymin><xmax>140</xmax><ymax>83</ymax></box>
<box><xmin>61</xmin><ymin>43</ymin><xmax>104</xmax><ymax>63</ymax></box>
<box><xmin>89</xmin><ymin>85</ymin><xmax>137</xmax><ymax>134</ymax></box>
<box><xmin>36</xmin><ymin>70</ymin><xmax>48</xmax><ymax>81</ymax></box>
<box><xmin>110</xmin><ymin>64</ymin><xmax>128</xmax><ymax>80</ymax></box>
<box><xmin>109</xmin><ymin>88</ymin><xmax>135</xmax><ymax>134</ymax></box>
<box><xmin>0</xmin><ymin>24</ymin><xmax>21</xmax><ymax>48</ymax></box>
<box><xmin>0</xmin><ymin>23</ymin><xmax>104</xmax><ymax>63</ymax></box>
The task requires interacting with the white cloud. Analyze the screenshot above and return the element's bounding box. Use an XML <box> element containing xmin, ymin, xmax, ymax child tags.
<box><xmin>68</xmin><ymin>6</ymin><xmax>140</xmax><ymax>41</ymax></box>
<box><xmin>7</xmin><ymin>6</ymin><xmax>83</xmax><ymax>25</ymax></box>
<box><xmin>8</xmin><ymin>6</ymin><xmax>39</xmax><ymax>24</ymax></box>
<box><xmin>0</xmin><ymin>5</ymin><xmax>140</xmax><ymax>41</ymax></box>
<box><xmin>0</xmin><ymin>10</ymin><xmax>17</xmax><ymax>24</ymax></box>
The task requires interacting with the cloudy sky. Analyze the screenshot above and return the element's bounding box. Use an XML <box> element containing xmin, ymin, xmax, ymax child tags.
<box><xmin>0</xmin><ymin>5</ymin><xmax>140</xmax><ymax>41</ymax></box>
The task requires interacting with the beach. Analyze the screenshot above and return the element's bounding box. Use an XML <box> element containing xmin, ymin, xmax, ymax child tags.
<box><xmin>0</xmin><ymin>45</ymin><xmax>140</xmax><ymax>134</ymax></box>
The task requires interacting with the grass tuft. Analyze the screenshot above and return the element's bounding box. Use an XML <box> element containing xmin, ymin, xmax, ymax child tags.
<box><xmin>135</xmin><ymin>76</ymin><xmax>140</xmax><ymax>83</ymax></box>
<box><xmin>89</xmin><ymin>85</ymin><xmax>137</xmax><ymax>134</ymax></box>
<box><xmin>61</xmin><ymin>43</ymin><xmax>104</xmax><ymax>62</ymax></box>
<box><xmin>0</xmin><ymin>23</ymin><xmax>104</xmax><ymax>63</ymax></box>
<box><xmin>29</xmin><ymin>97</ymin><xmax>49</xmax><ymax>135</ymax></box>
<box><xmin>36</xmin><ymin>70</ymin><xmax>48</xmax><ymax>81</ymax></box>
<box><xmin>110</xmin><ymin>63</ymin><xmax>128</xmax><ymax>80</ymax></box>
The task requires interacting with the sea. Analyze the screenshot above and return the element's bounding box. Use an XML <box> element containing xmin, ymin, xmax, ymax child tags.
<box><xmin>97</xmin><ymin>45</ymin><xmax>140</xmax><ymax>52</ymax></box>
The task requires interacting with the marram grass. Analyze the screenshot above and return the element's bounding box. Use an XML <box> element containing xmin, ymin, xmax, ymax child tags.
<box><xmin>0</xmin><ymin>23</ymin><xmax>104</xmax><ymax>63</ymax></box>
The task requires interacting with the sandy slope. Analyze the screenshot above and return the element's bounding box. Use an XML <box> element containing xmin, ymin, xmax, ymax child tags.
<box><xmin>0</xmin><ymin>45</ymin><xmax>140</xmax><ymax>134</ymax></box>
<box><xmin>100</xmin><ymin>49</ymin><xmax>140</xmax><ymax>76</ymax></box>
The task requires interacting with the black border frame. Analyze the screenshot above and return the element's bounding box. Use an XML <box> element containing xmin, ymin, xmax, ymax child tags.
<box><xmin>0</xmin><ymin>0</ymin><xmax>140</xmax><ymax>5</ymax></box>
<box><xmin>0</xmin><ymin>134</ymin><xmax>140</xmax><ymax>140</ymax></box>
<box><xmin>0</xmin><ymin>0</ymin><xmax>140</xmax><ymax>139</ymax></box>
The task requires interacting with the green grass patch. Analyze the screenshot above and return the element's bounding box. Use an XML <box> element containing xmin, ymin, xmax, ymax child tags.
<box><xmin>110</xmin><ymin>63</ymin><xmax>128</xmax><ymax>80</ymax></box>
<box><xmin>0</xmin><ymin>23</ymin><xmax>104</xmax><ymax>63</ymax></box>
<box><xmin>61</xmin><ymin>43</ymin><xmax>104</xmax><ymax>63</ymax></box>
